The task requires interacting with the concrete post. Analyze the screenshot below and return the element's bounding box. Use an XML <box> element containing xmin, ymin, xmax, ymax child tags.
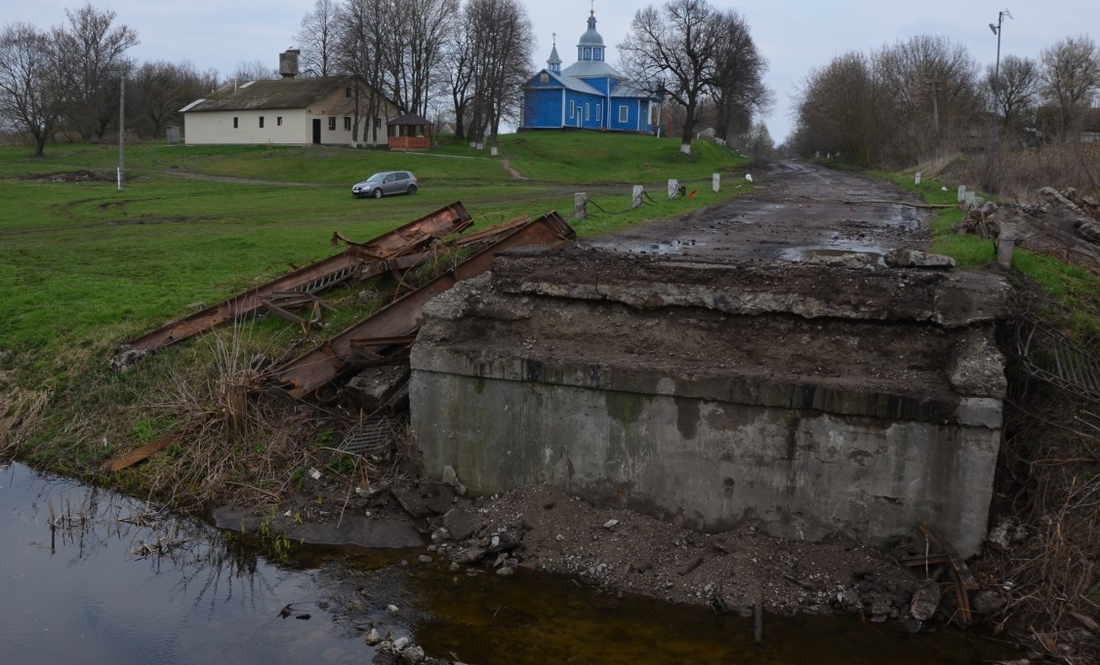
<box><xmin>574</xmin><ymin>192</ymin><xmax>587</xmax><ymax>220</ymax></box>
<box><xmin>915</xmin><ymin>172</ymin><xmax>922</xmax><ymax>185</ymax></box>
<box><xmin>631</xmin><ymin>185</ymin><xmax>644</xmax><ymax>209</ymax></box>
<box><xmin>712</xmin><ymin>173</ymin><xmax>720</xmax><ymax>192</ymax></box>
<box><xmin>668</xmin><ymin>179</ymin><xmax>679</xmax><ymax>199</ymax></box>
<box><xmin>475</xmin><ymin>142</ymin><xmax>484</xmax><ymax>150</ymax></box>
<box><xmin>997</xmin><ymin>222</ymin><xmax>1016</xmax><ymax>269</ymax></box>
<box><xmin>491</xmin><ymin>146</ymin><xmax>498</xmax><ymax>157</ymax></box>
<box><xmin>957</xmin><ymin>185</ymin><xmax>967</xmax><ymax>203</ymax></box>
<box><xmin>965</xmin><ymin>192</ymin><xmax>976</xmax><ymax>210</ymax></box>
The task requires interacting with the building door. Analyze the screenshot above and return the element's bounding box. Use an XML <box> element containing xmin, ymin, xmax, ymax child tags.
<box><xmin>312</xmin><ymin>119</ymin><xmax>321</xmax><ymax>144</ymax></box>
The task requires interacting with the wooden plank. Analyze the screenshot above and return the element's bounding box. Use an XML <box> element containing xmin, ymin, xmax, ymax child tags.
<box><xmin>107</xmin><ymin>434</ymin><xmax>181</xmax><ymax>472</ymax></box>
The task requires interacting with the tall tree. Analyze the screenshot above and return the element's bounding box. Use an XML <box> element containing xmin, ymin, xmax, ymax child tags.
<box><xmin>296</xmin><ymin>0</ymin><xmax>341</xmax><ymax>77</ymax></box>
<box><xmin>442</xmin><ymin>18</ymin><xmax>476</xmax><ymax>140</ymax></box>
<box><xmin>56</xmin><ymin>3</ymin><xmax>139</xmax><ymax>140</ymax></box>
<box><xmin>132</xmin><ymin>60</ymin><xmax>212</xmax><ymax>138</ymax></box>
<box><xmin>336</xmin><ymin>0</ymin><xmax>390</xmax><ymax>144</ymax></box>
<box><xmin>710</xmin><ymin>8</ymin><xmax>770</xmax><ymax>142</ymax></box>
<box><xmin>0</xmin><ymin>23</ymin><xmax>69</xmax><ymax>156</ymax></box>
<box><xmin>621</xmin><ymin>0</ymin><xmax>767</xmax><ymax>154</ymax></box>
<box><xmin>876</xmin><ymin>35</ymin><xmax>980</xmax><ymax>164</ymax></box>
<box><xmin>1040</xmin><ymin>35</ymin><xmax>1100</xmax><ymax>138</ymax></box>
<box><xmin>793</xmin><ymin>51</ymin><xmax>887</xmax><ymax>167</ymax></box>
<box><xmin>620</xmin><ymin>0</ymin><xmax>723</xmax><ymax>154</ymax></box>
<box><xmin>463</xmin><ymin>0</ymin><xmax>532</xmax><ymax>151</ymax></box>
<box><xmin>987</xmin><ymin>54</ymin><xmax>1040</xmax><ymax>132</ymax></box>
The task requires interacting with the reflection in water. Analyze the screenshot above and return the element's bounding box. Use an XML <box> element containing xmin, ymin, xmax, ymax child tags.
<box><xmin>1</xmin><ymin>462</ymin><xmax>1019</xmax><ymax>665</ymax></box>
<box><xmin>0</xmin><ymin>462</ymin><xmax>376</xmax><ymax>665</ymax></box>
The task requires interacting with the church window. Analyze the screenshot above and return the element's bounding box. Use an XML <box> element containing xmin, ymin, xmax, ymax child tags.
<box><xmin>584</xmin><ymin>47</ymin><xmax>591</xmax><ymax>59</ymax></box>
<box><xmin>585</xmin><ymin>104</ymin><xmax>590</xmax><ymax>121</ymax></box>
<box><xmin>619</xmin><ymin>106</ymin><xmax>628</xmax><ymax>123</ymax></box>
<box><xmin>569</xmin><ymin>100</ymin><xmax>576</xmax><ymax>118</ymax></box>
<box><xmin>540</xmin><ymin>73</ymin><xmax>549</xmax><ymax>83</ymax></box>
<box><xmin>594</xmin><ymin>48</ymin><xmax>602</xmax><ymax>60</ymax></box>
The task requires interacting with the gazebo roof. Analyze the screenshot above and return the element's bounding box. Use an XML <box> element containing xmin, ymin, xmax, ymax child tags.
<box><xmin>388</xmin><ymin>113</ymin><xmax>432</xmax><ymax>127</ymax></box>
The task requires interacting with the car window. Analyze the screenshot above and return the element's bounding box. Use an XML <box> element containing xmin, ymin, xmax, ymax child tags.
<box><xmin>384</xmin><ymin>174</ymin><xmax>396</xmax><ymax>183</ymax></box>
<box><xmin>396</xmin><ymin>173</ymin><xmax>408</xmax><ymax>181</ymax></box>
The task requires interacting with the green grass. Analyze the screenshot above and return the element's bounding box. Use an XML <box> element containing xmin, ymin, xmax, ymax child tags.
<box><xmin>867</xmin><ymin>167</ymin><xmax>1100</xmax><ymax>339</ymax></box>
<box><xmin>0</xmin><ymin>133</ymin><xmax>750</xmax><ymax>366</ymax></box>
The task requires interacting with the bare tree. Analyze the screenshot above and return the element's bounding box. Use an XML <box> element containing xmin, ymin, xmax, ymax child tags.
<box><xmin>793</xmin><ymin>51</ymin><xmax>887</xmax><ymax>167</ymax></box>
<box><xmin>1040</xmin><ymin>35</ymin><xmax>1100</xmax><ymax>139</ymax></box>
<box><xmin>987</xmin><ymin>54</ymin><xmax>1040</xmax><ymax>134</ymax></box>
<box><xmin>296</xmin><ymin>0</ymin><xmax>340</xmax><ymax>77</ymax></box>
<box><xmin>132</xmin><ymin>60</ymin><xmax>212</xmax><ymax>138</ymax></box>
<box><xmin>620</xmin><ymin>0</ymin><xmax>724</xmax><ymax>154</ymax></box>
<box><xmin>876</xmin><ymin>35</ymin><xmax>981</xmax><ymax>164</ymax></box>
<box><xmin>230</xmin><ymin>60</ymin><xmax>279</xmax><ymax>83</ymax></box>
<box><xmin>710</xmin><ymin>8</ymin><xmax>770</xmax><ymax>142</ymax></box>
<box><xmin>336</xmin><ymin>0</ymin><xmax>392</xmax><ymax>144</ymax></box>
<box><xmin>441</xmin><ymin>18</ymin><xmax>476</xmax><ymax>140</ymax></box>
<box><xmin>0</xmin><ymin>23</ymin><xmax>69</xmax><ymax>156</ymax></box>
<box><xmin>463</xmin><ymin>0</ymin><xmax>532</xmax><ymax>151</ymax></box>
<box><xmin>55</xmin><ymin>3</ymin><xmax>139</xmax><ymax>140</ymax></box>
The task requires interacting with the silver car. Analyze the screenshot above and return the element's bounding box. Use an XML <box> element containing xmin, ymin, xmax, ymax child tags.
<box><xmin>351</xmin><ymin>170</ymin><xmax>419</xmax><ymax>198</ymax></box>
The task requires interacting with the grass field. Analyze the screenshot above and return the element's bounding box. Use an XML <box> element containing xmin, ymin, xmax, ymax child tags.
<box><xmin>0</xmin><ymin>133</ymin><xmax>752</xmax><ymax>365</ymax></box>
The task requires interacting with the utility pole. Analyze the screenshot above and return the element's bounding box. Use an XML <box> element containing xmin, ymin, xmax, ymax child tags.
<box><xmin>118</xmin><ymin>68</ymin><xmax>125</xmax><ymax>191</ymax></box>
<box><xmin>986</xmin><ymin>9</ymin><xmax>1011</xmax><ymax>196</ymax></box>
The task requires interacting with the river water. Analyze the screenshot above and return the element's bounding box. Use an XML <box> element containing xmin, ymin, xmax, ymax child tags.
<box><xmin>0</xmin><ymin>461</ymin><xmax>1016</xmax><ymax>664</ymax></box>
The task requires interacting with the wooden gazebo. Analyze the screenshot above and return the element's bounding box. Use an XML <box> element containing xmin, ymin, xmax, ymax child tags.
<box><xmin>387</xmin><ymin>113</ymin><xmax>432</xmax><ymax>151</ymax></box>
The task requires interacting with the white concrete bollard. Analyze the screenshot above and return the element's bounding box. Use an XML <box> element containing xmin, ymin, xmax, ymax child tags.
<box><xmin>957</xmin><ymin>185</ymin><xmax>967</xmax><ymax>202</ymax></box>
<box><xmin>965</xmin><ymin>192</ymin><xmax>976</xmax><ymax>210</ymax></box>
<box><xmin>490</xmin><ymin>146</ymin><xmax>498</xmax><ymax>157</ymax></box>
<box><xmin>997</xmin><ymin>222</ymin><xmax>1016</xmax><ymax>269</ymax></box>
<box><xmin>668</xmin><ymin>179</ymin><xmax>679</xmax><ymax>199</ymax></box>
<box><xmin>915</xmin><ymin>172</ymin><xmax>922</xmax><ymax>185</ymax></box>
<box><xmin>712</xmin><ymin>173</ymin><xmax>720</xmax><ymax>192</ymax></box>
<box><xmin>574</xmin><ymin>192</ymin><xmax>587</xmax><ymax>220</ymax></box>
<box><xmin>632</xmin><ymin>185</ymin><xmax>644</xmax><ymax>209</ymax></box>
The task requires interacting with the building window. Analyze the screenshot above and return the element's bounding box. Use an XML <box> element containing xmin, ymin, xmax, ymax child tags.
<box><xmin>585</xmin><ymin>104</ymin><xmax>590</xmax><ymax>121</ymax></box>
<box><xmin>540</xmin><ymin>73</ymin><xmax>549</xmax><ymax>83</ymax></box>
<box><xmin>343</xmin><ymin>117</ymin><xmax>351</xmax><ymax>131</ymax></box>
<box><xmin>596</xmin><ymin>104</ymin><xmax>601</xmax><ymax>122</ymax></box>
<box><xmin>328</xmin><ymin>117</ymin><xmax>336</xmax><ymax>131</ymax></box>
<box><xmin>619</xmin><ymin>106</ymin><xmax>628</xmax><ymax>123</ymax></box>
<box><xmin>233</xmin><ymin>117</ymin><xmax>238</xmax><ymax>128</ymax></box>
<box><xmin>374</xmin><ymin>117</ymin><xmax>381</xmax><ymax>129</ymax></box>
<box><xmin>259</xmin><ymin>116</ymin><xmax>265</xmax><ymax>128</ymax></box>
<box><xmin>584</xmin><ymin>47</ymin><xmax>591</xmax><ymax>59</ymax></box>
<box><xmin>277</xmin><ymin>116</ymin><xmax>283</xmax><ymax>126</ymax></box>
<box><xmin>569</xmin><ymin>100</ymin><xmax>576</xmax><ymax>118</ymax></box>
<box><xmin>594</xmin><ymin>48</ymin><xmax>602</xmax><ymax>61</ymax></box>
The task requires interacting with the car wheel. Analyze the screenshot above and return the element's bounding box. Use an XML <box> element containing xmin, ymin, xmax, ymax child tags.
<box><xmin>407</xmin><ymin>184</ymin><xmax>418</xmax><ymax>195</ymax></box>
<box><xmin>372</xmin><ymin>188</ymin><xmax>383</xmax><ymax>199</ymax></box>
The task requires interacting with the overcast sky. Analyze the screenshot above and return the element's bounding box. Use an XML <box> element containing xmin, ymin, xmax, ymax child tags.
<box><xmin>5</xmin><ymin>1</ymin><xmax>1097</xmax><ymax>142</ymax></box>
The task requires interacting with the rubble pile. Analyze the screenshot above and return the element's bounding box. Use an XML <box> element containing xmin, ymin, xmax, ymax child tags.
<box><xmin>955</xmin><ymin>186</ymin><xmax>1100</xmax><ymax>272</ymax></box>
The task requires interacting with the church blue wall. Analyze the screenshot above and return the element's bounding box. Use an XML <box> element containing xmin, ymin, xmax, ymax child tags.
<box><xmin>523</xmin><ymin>87</ymin><xmax>564</xmax><ymax>128</ymax></box>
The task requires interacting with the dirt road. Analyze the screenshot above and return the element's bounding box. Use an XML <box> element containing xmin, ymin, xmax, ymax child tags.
<box><xmin>588</xmin><ymin>161</ymin><xmax>933</xmax><ymax>263</ymax></box>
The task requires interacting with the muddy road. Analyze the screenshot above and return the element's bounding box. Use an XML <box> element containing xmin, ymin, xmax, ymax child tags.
<box><xmin>588</xmin><ymin>161</ymin><xmax>934</xmax><ymax>263</ymax></box>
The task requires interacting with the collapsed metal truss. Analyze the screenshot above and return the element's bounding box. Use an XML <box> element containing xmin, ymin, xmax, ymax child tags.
<box><xmin>1015</xmin><ymin>312</ymin><xmax>1100</xmax><ymax>404</ymax></box>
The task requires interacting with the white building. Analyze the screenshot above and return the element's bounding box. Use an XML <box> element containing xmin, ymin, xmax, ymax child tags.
<box><xmin>181</xmin><ymin>51</ymin><xmax>399</xmax><ymax>147</ymax></box>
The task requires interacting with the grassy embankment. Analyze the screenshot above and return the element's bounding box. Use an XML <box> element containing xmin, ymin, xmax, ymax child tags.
<box><xmin>0</xmin><ymin>132</ymin><xmax>751</xmax><ymax>499</ymax></box>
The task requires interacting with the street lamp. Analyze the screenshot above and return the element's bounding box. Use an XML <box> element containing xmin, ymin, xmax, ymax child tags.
<box><xmin>986</xmin><ymin>9</ymin><xmax>1011</xmax><ymax>196</ymax></box>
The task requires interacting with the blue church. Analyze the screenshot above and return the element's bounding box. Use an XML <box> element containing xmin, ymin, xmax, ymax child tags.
<box><xmin>521</xmin><ymin>10</ymin><xmax>657</xmax><ymax>133</ymax></box>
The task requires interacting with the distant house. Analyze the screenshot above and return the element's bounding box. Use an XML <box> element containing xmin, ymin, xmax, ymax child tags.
<box><xmin>181</xmin><ymin>50</ymin><xmax>400</xmax><ymax>147</ymax></box>
<box><xmin>521</xmin><ymin>10</ymin><xmax>658</xmax><ymax>133</ymax></box>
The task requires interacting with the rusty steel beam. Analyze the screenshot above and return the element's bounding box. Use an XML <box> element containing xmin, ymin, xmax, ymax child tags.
<box><xmin>273</xmin><ymin>211</ymin><xmax>574</xmax><ymax>399</ymax></box>
<box><xmin>115</xmin><ymin>202</ymin><xmax>472</xmax><ymax>358</ymax></box>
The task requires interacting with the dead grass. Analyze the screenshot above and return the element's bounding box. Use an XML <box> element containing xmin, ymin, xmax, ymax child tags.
<box><xmin>954</xmin><ymin>143</ymin><xmax>1100</xmax><ymax>201</ymax></box>
<box><xmin>983</xmin><ymin>291</ymin><xmax>1100</xmax><ymax>664</ymax></box>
